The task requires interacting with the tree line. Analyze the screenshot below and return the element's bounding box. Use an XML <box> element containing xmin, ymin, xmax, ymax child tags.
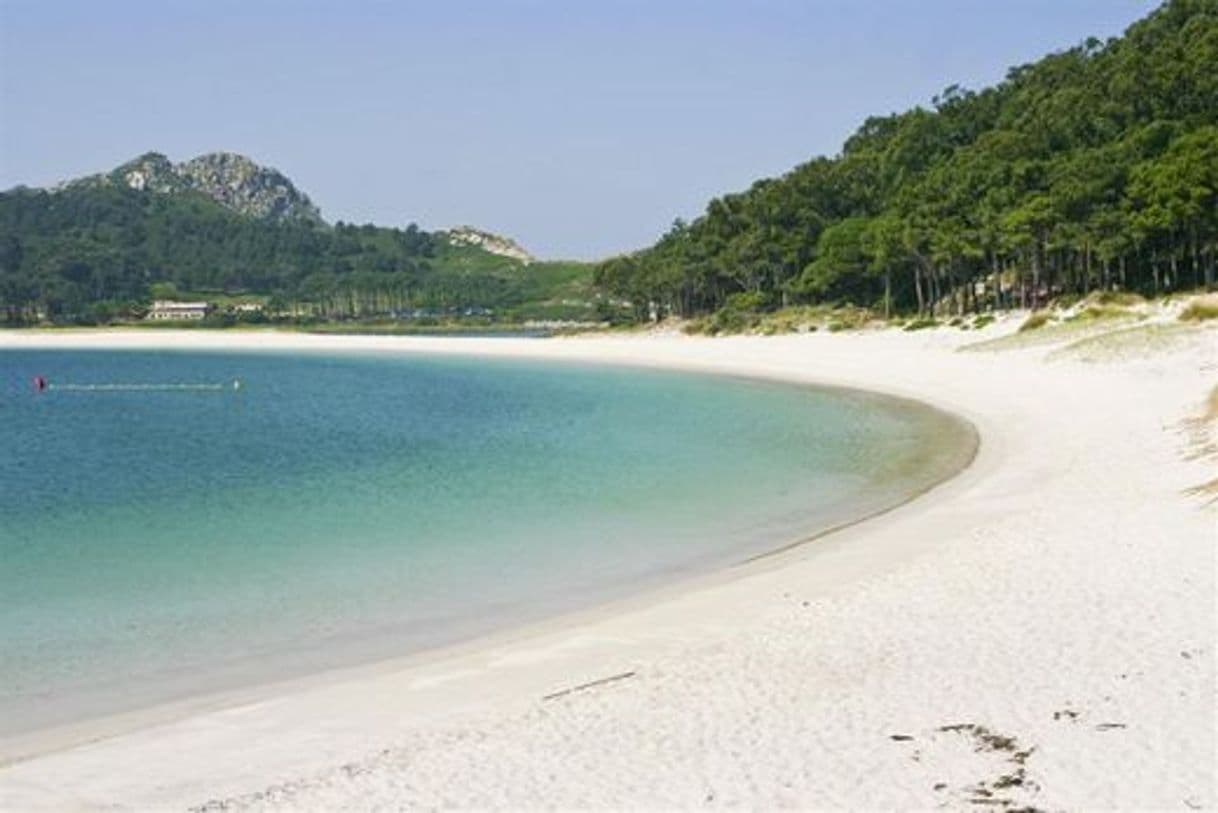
<box><xmin>0</xmin><ymin>181</ymin><xmax>562</xmax><ymax>324</ymax></box>
<box><xmin>595</xmin><ymin>0</ymin><xmax>1218</xmax><ymax>320</ymax></box>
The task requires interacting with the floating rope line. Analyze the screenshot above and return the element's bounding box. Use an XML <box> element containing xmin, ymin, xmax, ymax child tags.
<box><xmin>34</xmin><ymin>377</ymin><xmax>242</xmax><ymax>393</ymax></box>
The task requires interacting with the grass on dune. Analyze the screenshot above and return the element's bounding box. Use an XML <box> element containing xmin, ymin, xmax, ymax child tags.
<box><xmin>1067</xmin><ymin>304</ymin><xmax>1135</xmax><ymax>322</ymax></box>
<box><xmin>1179</xmin><ymin>298</ymin><xmax>1218</xmax><ymax>322</ymax></box>
<box><xmin>1019</xmin><ymin>312</ymin><xmax>1053</xmax><ymax>332</ymax></box>
<box><xmin>1182</xmin><ymin>385</ymin><xmax>1218</xmax><ymax>505</ymax></box>
<box><xmin>1046</xmin><ymin>322</ymin><xmax>1199</xmax><ymax>363</ymax></box>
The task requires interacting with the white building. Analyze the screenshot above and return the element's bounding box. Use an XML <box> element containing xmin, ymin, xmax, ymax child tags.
<box><xmin>147</xmin><ymin>301</ymin><xmax>210</xmax><ymax>321</ymax></box>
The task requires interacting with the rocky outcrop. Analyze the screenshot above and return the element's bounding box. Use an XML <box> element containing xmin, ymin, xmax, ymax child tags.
<box><xmin>444</xmin><ymin>226</ymin><xmax>534</xmax><ymax>264</ymax></box>
<box><xmin>174</xmin><ymin>153</ymin><xmax>322</xmax><ymax>223</ymax></box>
<box><xmin>110</xmin><ymin>152</ymin><xmax>185</xmax><ymax>194</ymax></box>
<box><xmin>64</xmin><ymin>151</ymin><xmax>323</xmax><ymax>224</ymax></box>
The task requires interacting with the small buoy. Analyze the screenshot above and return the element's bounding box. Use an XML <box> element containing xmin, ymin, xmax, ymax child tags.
<box><xmin>33</xmin><ymin>375</ymin><xmax>47</xmax><ymax>392</ymax></box>
<box><xmin>233</xmin><ymin>379</ymin><xmax>242</xmax><ymax>391</ymax></box>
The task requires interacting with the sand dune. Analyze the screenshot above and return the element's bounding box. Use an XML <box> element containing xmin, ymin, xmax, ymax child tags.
<box><xmin>0</xmin><ymin>312</ymin><xmax>1213</xmax><ymax>810</ymax></box>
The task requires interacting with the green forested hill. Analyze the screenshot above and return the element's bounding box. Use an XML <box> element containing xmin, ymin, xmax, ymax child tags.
<box><xmin>0</xmin><ymin>165</ymin><xmax>595</xmax><ymax>325</ymax></box>
<box><xmin>596</xmin><ymin>0</ymin><xmax>1218</xmax><ymax>320</ymax></box>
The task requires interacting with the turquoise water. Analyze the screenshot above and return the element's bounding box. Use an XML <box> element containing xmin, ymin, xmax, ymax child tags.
<box><xmin>0</xmin><ymin>349</ymin><xmax>970</xmax><ymax>736</ymax></box>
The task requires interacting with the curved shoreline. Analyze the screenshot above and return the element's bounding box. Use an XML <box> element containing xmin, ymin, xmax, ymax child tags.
<box><xmin>0</xmin><ymin>326</ymin><xmax>1211</xmax><ymax>811</ymax></box>
<box><xmin>0</xmin><ymin>332</ymin><xmax>978</xmax><ymax>764</ymax></box>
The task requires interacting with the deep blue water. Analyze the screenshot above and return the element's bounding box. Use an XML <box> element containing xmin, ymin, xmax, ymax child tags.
<box><xmin>0</xmin><ymin>349</ymin><xmax>968</xmax><ymax>735</ymax></box>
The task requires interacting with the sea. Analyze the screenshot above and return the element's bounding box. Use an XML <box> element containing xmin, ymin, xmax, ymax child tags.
<box><xmin>0</xmin><ymin>348</ymin><xmax>971</xmax><ymax>737</ymax></box>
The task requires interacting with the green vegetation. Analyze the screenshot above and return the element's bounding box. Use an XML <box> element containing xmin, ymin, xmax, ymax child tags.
<box><xmin>902</xmin><ymin>317</ymin><xmax>940</xmax><ymax>332</ymax></box>
<box><xmin>298</xmin><ymin>322</ymin><xmax>553</xmax><ymax>336</ymax></box>
<box><xmin>595</xmin><ymin>0</ymin><xmax>1218</xmax><ymax>323</ymax></box>
<box><xmin>681</xmin><ymin>302</ymin><xmax>878</xmax><ymax>336</ymax></box>
<box><xmin>1066</xmin><ymin>304</ymin><xmax>1136</xmax><ymax>322</ymax></box>
<box><xmin>1091</xmin><ymin>290</ymin><xmax>1146</xmax><ymax>307</ymax></box>
<box><xmin>3</xmin><ymin>1</ymin><xmax>1213</xmax><ymax>331</ymax></box>
<box><xmin>0</xmin><ymin>180</ymin><xmax>598</xmax><ymax>326</ymax></box>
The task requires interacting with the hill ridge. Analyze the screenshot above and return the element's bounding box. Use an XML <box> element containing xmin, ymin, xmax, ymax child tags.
<box><xmin>58</xmin><ymin>150</ymin><xmax>324</xmax><ymax>224</ymax></box>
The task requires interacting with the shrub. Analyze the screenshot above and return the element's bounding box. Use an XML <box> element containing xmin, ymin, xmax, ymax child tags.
<box><xmin>710</xmin><ymin>307</ymin><xmax>753</xmax><ymax>334</ymax></box>
<box><xmin>756</xmin><ymin>306</ymin><xmax>813</xmax><ymax>335</ymax></box>
<box><xmin>902</xmin><ymin>317</ymin><xmax>939</xmax><ymax>331</ymax></box>
<box><xmin>682</xmin><ymin>318</ymin><xmax>712</xmax><ymax>335</ymax></box>
<box><xmin>722</xmin><ymin>291</ymin><xmax>770</xmax><ymax>312</ymax></box>
<box><xmin>829</xmin><ymin>305</ymin><xmax>873</xmax><ymax>330</ymax></box>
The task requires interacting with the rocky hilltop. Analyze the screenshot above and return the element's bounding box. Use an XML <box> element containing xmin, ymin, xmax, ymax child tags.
<box><xmin>444</xmin><ymin>226</ymin><xmax>534</xmax><ymax>264</ymax></box>
<box><xmin>46</xmin><ymin>154</ymin><xmax>539</xmax><ymax>254</ymax></box>
<box><xmin>66</xmin><ymin>151</ymin><xmax>323</xmax><ymax>223</ymax></box>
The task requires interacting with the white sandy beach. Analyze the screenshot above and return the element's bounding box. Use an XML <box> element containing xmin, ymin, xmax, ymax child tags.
<box><xmin>0</xmin><ymin>312</ymin><xmax>1214</xmax><ymax>810</ymax></box>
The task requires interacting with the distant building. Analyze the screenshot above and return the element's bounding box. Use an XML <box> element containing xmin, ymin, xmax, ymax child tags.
<box><xmin>147</xmin><ymin>300</ymin><xmax>210</xmax><ymax>321</ymax></box>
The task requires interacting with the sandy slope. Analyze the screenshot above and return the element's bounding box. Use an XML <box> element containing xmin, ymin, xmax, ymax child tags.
<box><xmin>0</xmin><ymin>315</ymin><xmax>1213</xmax><ymax>811</ymax></box>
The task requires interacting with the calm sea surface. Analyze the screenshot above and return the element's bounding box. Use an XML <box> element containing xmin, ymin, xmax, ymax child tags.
<box><xmin>0</xmin><ymin>349</ymin><xmax>970</xmax><ymax>735</ymax></box>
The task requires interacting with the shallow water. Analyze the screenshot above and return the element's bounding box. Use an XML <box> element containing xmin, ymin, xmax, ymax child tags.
<box><xmin>0</xmin><ymin>349</ymin><xmax>970</xmax><ymax>735</ymax></box>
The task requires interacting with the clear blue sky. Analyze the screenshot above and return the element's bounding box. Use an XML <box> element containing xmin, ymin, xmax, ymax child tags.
<box><xmin>0</xmin><ymin>0</ymin><xmax>1158</xmax><ymax>259</ymax></box>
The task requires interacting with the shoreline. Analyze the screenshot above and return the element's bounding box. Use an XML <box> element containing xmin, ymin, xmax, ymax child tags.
<box><xmin>0</xmin><ymin>323</ymin><xmax>1212</xmax><ymax>809</ymax></box>
<box><xmin>0</xmin><ymin>330</ymin><xmax>979</xmax><ymax>761</ymax></box>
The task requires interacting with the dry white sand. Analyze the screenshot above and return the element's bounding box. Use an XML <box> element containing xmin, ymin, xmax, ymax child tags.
<box><xmin>0</xmin><ymin>313</ymin><xmax>1214</xmax><ymax>810</ymax></box>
